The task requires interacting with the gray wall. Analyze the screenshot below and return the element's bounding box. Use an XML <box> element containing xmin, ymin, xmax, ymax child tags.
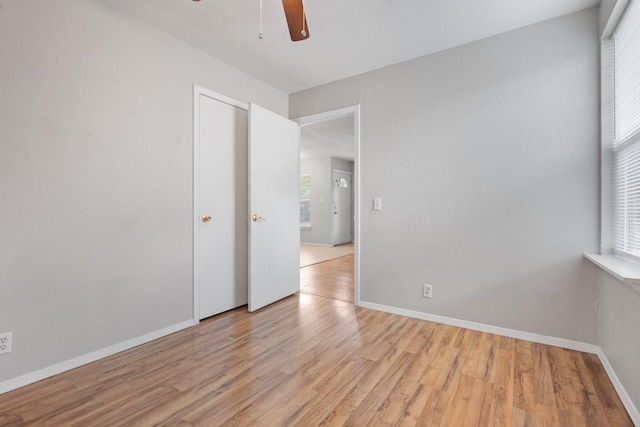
<box><xmin>291</xmin><ymin>8</ymin><xmax>601</xmax><ymax>343</ymax></box>
<box><xmin>0</xmin><ymin>0</ymin><xmax>287</xmax><ymax>383</ymax></box>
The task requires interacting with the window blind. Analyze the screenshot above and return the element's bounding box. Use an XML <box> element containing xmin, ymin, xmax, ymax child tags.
<box><xmin>614</xmin><ymin>0</ymin><xmax>640</xmax><ymax>256</ymax></box>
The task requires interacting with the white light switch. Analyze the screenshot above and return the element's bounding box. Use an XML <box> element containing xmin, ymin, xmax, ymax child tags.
<box><xmin>373</xmin><ymin>197</ymin><xmax>382</xmax><ymax>211</ymax></box>
<box><xmin>319</xmin><ymin>197</ymin><xmax>325</xmax><ymax>203</ymax></box>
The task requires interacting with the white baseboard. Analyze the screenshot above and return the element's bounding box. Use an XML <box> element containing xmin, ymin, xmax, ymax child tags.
<box><xmin>300</xmin><ymin>242</ymin><xmax>334</xmax><ymax>247</ymax></box>
<box><xmin>0</xmin><ymin>319</ymin><xmax>196</xmax><ymax>395</ymax></box>
<box><xmin>596</xmin><ymin>348</ymin><xmax>640</xmax><ymax>426</ymax></box>
<box><xmin>358</xmin><ymin>301</ymin><xmax>600</xmax><ymax>353</ymax></box>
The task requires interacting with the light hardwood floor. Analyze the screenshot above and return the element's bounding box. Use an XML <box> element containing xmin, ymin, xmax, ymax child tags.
<box><xmin>0</xmin><ymin>292</ymin><xmax>632</xmax><ymax>426</ymax></box>
<box><xmin>300</xmin><ymin>254</ymin><xmax>354</xmax><ymax>303</ymax></box>
<box><xmin>300</xmin><ymin>243</ymin><xmax>354</xmax><ymax>267</ymax></box>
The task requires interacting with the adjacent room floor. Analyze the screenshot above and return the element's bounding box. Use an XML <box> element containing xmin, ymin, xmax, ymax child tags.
<box><xmin>300</xmin><ymin>243</ymin><xmax>354</xmax><ymax>267</ymax></box>
<box><xmin>300</xmin><ymin>243</ymin><xmax>354</xmax><ymax>303</ymax></box>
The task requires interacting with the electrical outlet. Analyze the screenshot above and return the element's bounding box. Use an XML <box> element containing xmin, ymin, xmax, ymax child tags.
<box><xmin>423</xmin><ymin>284</ymin><xmax>433</xmax><ymax>299</ymax></box>
<box><xmin>0</xmin><ymin>332</ymin><xmax>13</xmax><ymax>354</ymax></box>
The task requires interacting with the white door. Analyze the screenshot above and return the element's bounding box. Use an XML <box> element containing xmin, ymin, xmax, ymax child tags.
<box><xmin>248</xmin><ymin>103</ymin><xmax>300</xmax><ymax>312</ymax></box>
<box><xmin>332</xmin><ymin>170</ymin><xmax>353</xmax><ymax>245</ymax></box>
<box><xmin>197</xmin><ymin>94</ymin><xmax>248</xmax><ymax>319</ymax></box>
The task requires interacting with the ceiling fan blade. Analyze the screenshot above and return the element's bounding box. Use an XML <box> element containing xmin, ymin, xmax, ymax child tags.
<box><xmin>282</xmin><ymin>0</ymin><xmax>310</xmax><ymax>41</ymax></box>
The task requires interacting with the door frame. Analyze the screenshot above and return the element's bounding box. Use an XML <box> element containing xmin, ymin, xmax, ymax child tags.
<box><xmin>293</xmin><ymin>105</ymin><xmax>361</xmax><ymax>306</ymax></box>
<box><xmin>193</xmin><ymin>85</ymin><xmax>248</xmax><ymax>323</ymax></box>
<box><xmin>331</xmin><ymin>169</ymin><xmax>353</xmax><ymax>246</ymax></box>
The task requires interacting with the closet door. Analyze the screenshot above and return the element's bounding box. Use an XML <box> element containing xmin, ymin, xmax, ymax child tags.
<box><xmin>248</xmin><ymin>103</ymin><xmax>300</xmax><ymax>312</ymax></box>
<box><xmin>197</xmin><ymin>93</ymin><xmax>248</xmax><ymax>319</ymax></box>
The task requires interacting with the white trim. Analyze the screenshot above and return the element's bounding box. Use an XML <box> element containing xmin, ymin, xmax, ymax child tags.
<box><xmin>358</xmin><ymin>301</ymin><xmax>601</xmax><ymax>354</ymax></box>
<box><xmin>194</xmin><ymin>85</ymin><xmax>248</xmax><ymax>111</ymax></box>
<box><xmin>354</xmin><ymin>107</ymin><xmax>361</xmax><ymax>306</ymax></box>
<box><xmin>295</xmin><ymin>106</ymin><xmax>356</xmax><ymax>127</ymax></box>
<box><xmin>603</xmin><ymin>0</ymin><xmax>634</xmax><ymax>39</ymax></box>
<box><xmin>585</xmin><ymin>253</ymin><xmax>640</xmax><ymax>290</ymax></box>
<box><xmin>193</xmin><ymin>86</ymin><xmax>201</xmax><ymax>323</ymax></box>
<box><xmin>597</xmin><ymin>348</ymin><xmax>640</xmax><ymax>426</ymax></box>
<box><xmin>0</xmin><ymin>319</ymin><xmax>195</xmax><ymax>395</ymax></box>
<box><xmin>193</xmin><ymin>85</ymin><xmax>248</xmax><ymax>322</ymax></box>
<box><xmin>293</xmin><ymin>105</ymin><xmax>362</xmax><ymax>306</ymax></box>
<box><xmin>300</xmin><ymin>242</ymin><xmax>334</xmax><ymax>247</ymax></box>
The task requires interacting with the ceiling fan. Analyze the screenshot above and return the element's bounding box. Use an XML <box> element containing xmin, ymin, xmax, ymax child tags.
<box><xmin>193</xmin><ymin>0</ymin><xmax>309</xmax><ymax>42</ymax></box>
<box><xmin>281</xmin><ymin>0</ymin><xmax>310</xmax><ymax>41</ymax></box>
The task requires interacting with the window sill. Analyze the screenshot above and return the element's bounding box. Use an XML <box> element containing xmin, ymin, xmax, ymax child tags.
<box><xmin>585</xmin><ymin>253</ymin><xmax>640</xmax><ymax>290</ymax></box>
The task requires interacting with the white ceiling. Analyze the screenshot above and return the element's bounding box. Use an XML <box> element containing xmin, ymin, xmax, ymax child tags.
<box><xmin>102</xmin><ymin>0</ymin><xmax>599</xmax><ymax>94</ymax></box>
<box><xmin>301</xmin><ymin>115</ymin><xmax>355</xmax><ymax>160</ymax></box>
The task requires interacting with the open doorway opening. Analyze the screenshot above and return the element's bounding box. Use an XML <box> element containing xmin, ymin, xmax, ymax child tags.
<box><xmin>294</xmin><ymin>107</ymin><xmax>360</xmax><ymax>304</ymax></box>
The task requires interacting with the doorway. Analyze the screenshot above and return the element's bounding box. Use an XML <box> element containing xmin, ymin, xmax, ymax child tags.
<box><xmin>294</xmin><ymin>106</ymin><xmax>360</xmax><ymax>305</ymax></box>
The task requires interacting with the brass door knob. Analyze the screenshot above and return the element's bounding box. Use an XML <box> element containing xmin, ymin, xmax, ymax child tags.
<box><xmin>248</xmin><ymin>214</ymin><xmax>267</xmax><ymax>222</ymax></box>
<box><xmin>202</xmin><ymin>215</ymin><xmax>212</xmax><ymax>222</ymax></box>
